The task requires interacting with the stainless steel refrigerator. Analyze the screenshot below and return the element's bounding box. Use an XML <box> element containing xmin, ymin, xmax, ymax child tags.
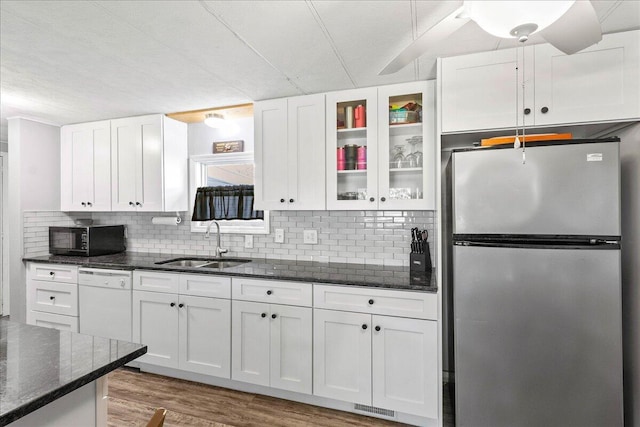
<box><xmin>452</xmin><ymin>139</ymin><xmax>623</xmax><ymax>427</ymax></box>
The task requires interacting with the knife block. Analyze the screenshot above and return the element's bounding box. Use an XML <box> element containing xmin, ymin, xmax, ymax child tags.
<box><xmin>410</xmin><ymin>244</ymin><xmax>432</xmax><ymax>272</ymax></box>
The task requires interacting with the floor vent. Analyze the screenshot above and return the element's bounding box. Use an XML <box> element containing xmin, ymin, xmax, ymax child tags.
<box><xmin>354</xmin><ymin>403</ymin><xmax>395</xmax><ymax>418</ymax></box>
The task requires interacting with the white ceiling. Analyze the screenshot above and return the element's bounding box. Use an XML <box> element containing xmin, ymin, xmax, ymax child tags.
<box><xmin>1</xmin><ymin>0</ymin><xmax>639</xmax><ymax>142</ymax></box>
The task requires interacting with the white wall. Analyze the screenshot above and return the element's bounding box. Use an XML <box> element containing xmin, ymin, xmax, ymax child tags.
<box><xmin>618</xmin><ymin>123</ymin><xmax>640</xmax><ymax>427</ymax></box>
<box><xmin>188</xmin><ymin>116</ymin><xmax>254</xmax><ymax>156</ymax></box>
<box><xmin>7</xmin><ymin>118</ymin><xmax>60</xmax><ymax>322</ymax></box>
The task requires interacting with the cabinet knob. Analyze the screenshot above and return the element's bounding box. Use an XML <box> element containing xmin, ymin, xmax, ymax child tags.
<box><xmin>81</xmin><ymin>202</ymin><xmax>86</xmax><ymax>207</ymax></box>
<box><xmin>369</xmin><ymin>197</ymin><xmax>375</xmax><ymax>202</ymax></box>
<box><xmin>178</xmin><ymin>303</ymin><xmax>184</xmax><ymax>308</ymax></box>
<box><xmin>49</xmin><ymin>271</ymin><xmax>55</xmax><ymax>276</ymax></box>
<box><xmin>380</xmin><ymin>197</ymin><xmax>386</xmax><ymax>202</ymax></box>
<box><xmin>375</xmin><ymin>326</ymin><xmax>381</xmax><ymax>332</ymax></box>
<box><xmin>261</xmin><ymin>313</ymin><xmax>267</xmax><ymax>318</ymax></box>
<box><xmin>266</xmin><ymin>290</ymin><xmax>272</xmax><ymax>295</ymax></box>
<box><xmin>129</xmin><ymin>201</ymin><xmax>135</xmax><ymax>206</ymax></box>
<box><xmin>368</xmin><ymin>299</ymin><xmax>374</xmax><ymax>305</ymax></box>
<box><xmin>524</xmin><ymin>108</ymin><xmax>531</xmax><ymax>115</ymax></box>
<box><xmin>280</xmin><ymin>199</ymin><xmax>285</xmax><ymax>203</ymax></box>
<box><xmin>49</xmin><ymin>296</ymin><xmax>55</xmax><ymax>300</ymax></box>
<box><xmin>289</xmin><ymin>198</ymin><xmax>294</xmax><ymax>203</ymax></box>
<box><xmin>170</xmin><ymin>302</ymin><xmax>176</xmax><ymax>307</ymax></box>
<box><xmin>87</xmin><ymin>202</ymin><xmax>92</xmax><ymax>207</ymax></box>
<box><xmin>541</xmin><ymin>106</ymin><xmax>549</xmax><ymax>114</ymax></box>
<box><xmin>271</xmin><ymin>314</ymin><xmax>277</xmax><ymax>319</ymax></box>
<box><xmin>136</xmin><ymin>202</ymin><xmax>142</xmax><ymax>206</ymax></box>
<box><xmin>362</xmin><ymin>324</ymin><xmax>368</xmax><ymax>330</ymax></box>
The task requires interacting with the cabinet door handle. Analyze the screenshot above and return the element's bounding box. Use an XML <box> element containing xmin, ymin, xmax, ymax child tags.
<box><xmin>261</xmin><ymin>313</ymin><xmax>267</xmax><ymax>318</ymax></box>
<box><xmin>289</xmin><ymin>198</ymin><xmax>294</xmax><ymax>203</ymax></box>
<box><xmin>81</xmin><ymin>202</ymin><xmax>86</xmax><ymax>207</ymax></box>
<box><xmin>178</xmin><ymin>303</ymin><xmax>184</xmax><ymax>308</ymax></box>
<box><xmin>380</xmin><ymin>197</ymin><xmax>386</xmax><ymax>202</ymax></box>
<box><xmin>362</xmin><ymin>324</ymin><xmax>368</xmax><ymax>330</ymax></box>
<box><xmin>369</xmin><ymin>197</ymin><xmax>375</xmax><ymax>202</ymax></box>
<box><xmin>266</xmin><ymin>290</ymin><xmax>272</xmax><ymax>295</ymax></box>
<box><xmin>129</xmin><ymin>201</ymin><xmax>135</xmax><ymax>206</ymax></box>
<box><xmin>271</xmin><ymin>314</ymin><xmax>277</xmax><ymax>319</ymax></box>
<box><xmin>280</xmin><ymin>199</ymin><xmax>285</xmax><ymax>203</ymax></box>
<box><xmin>136</xmin><ymin>202</ymin><xmax>142</xmax><ymax>207</ymax></box>
<box><xmin>170</xmin><ymin>302</ymin><xmax>176</xmax><ymax>307</ymax></box>
<box><xmin>524</xmin><ymin>108</ymin><xmax>531</xmax><ymax>115</ymax></box>
<box><xmin>375</xmin><ymin>326</ymin><xmax>381</xmax><ymax>332</ymax></box>
<box><xmin>541</xmin><ymin>106</ymin><xmax>549</xmax><ymax>114</ymax></box>
<box><xmin>87</xmin><ymin>202</ymin><xmax>92</xmax><ymax>207</ymax></box>
<box><xmin>368</xmin><ymin>299</ymin><xmax>374</xmax><ymax>305</ymax></box>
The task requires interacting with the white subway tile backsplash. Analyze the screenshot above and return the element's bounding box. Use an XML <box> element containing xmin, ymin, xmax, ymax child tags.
<box><xmin>23</xmin><ymin>209</ymin><xmax>436</xmax><ymax>267</ymax></box>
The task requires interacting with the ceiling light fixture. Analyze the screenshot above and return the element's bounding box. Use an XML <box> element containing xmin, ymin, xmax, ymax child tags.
<box><xmin>204</xmin><ymin>113</ymin><xmax>225</xmax><ymax>128</ymax></box>
<box><xmin>464</xmin><ymin>0</ymin><xmax>575</xmax><ymax>41</ymax></box>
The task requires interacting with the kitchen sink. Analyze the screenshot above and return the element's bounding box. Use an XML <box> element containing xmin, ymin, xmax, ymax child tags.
<box><xmin>156</xmin><ymin>257</ymin><xmax>251</xmax><ymax>269</ymax></box>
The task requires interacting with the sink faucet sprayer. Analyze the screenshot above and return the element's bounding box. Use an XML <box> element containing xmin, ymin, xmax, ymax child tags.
<box><xmin>204</xmin><ymin>220</ymin><xmax>228</xmax><ymax>258</ymax></box>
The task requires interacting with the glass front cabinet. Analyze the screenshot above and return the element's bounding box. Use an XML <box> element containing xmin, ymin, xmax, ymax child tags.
<box><xmin>326</xmin><ymin>81</ymin><xmax>435</xmax><ymax>210</ymax></box>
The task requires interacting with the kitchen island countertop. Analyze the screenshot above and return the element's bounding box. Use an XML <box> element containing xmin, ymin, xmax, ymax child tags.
<box><xmin>0</xmin><ymin>319</ymin><xmax>146</xmax><ymax>426</ymax></box>
<box><xmin>23</xmin><ymin>252</ymin><xmax>436</xmax><ymax>292</ymax></box>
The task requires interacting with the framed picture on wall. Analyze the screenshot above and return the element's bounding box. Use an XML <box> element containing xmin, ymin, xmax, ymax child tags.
<box><xmin>213</xmin><ymin>140</ymin><xmax>244</xmax><ymax>154</ymax></box>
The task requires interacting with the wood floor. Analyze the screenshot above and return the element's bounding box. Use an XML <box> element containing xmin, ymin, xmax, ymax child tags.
<box><xmin>108</xmin><ymin>368</ymin><xmax>455</xmax><ymax>426</ymax></box>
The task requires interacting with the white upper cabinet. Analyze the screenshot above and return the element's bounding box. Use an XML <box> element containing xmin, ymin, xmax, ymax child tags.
<box><xmin>440</xmin><ymin>30</ymin><xmax>639</xmax><ymax>133</ymax></box>
<box><xmin>111</xmin><ymin>114</ymin><xmax>188</xmax><ymax>212</ymax></box>
<box><xmin>326</xmin><ymin>82</ymin><xmax>436</xmax><ymax>210</ymax></box>
<box><xmin>61</xmin><ymin>120</ymin><xmax>112</xmax><ymax>211</ymax></box>
<box><xmin>254</xmin><ymin>94</ymin><xmax>326</xmax><ymax>211</ymax></box>
<box><xmin>441</xmin><ymin>47</ymin><xmax>534</xmax><ymax>132</ymax></box>
<box><xmin>326</xmin><ymin>87</ymin><xmax>379</xmax><ymax>210</ymax></box>
<box><xmin>534</xmin><ymin>31</ymin><xmax>639</xmax><ymax>126</ymax></box>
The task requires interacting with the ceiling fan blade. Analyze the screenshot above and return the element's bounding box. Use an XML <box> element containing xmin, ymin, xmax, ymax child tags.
<box><xmin>379</xmin><ymin>6</ymin><xmax>468</xmax><ymax>75</ymax></box>
<box><xmin>539</xmin><ymin>0</ymin><xmax>602</xmax><ymax>55</ymax></box>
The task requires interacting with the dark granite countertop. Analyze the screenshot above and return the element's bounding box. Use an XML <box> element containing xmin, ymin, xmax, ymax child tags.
<box><xmin>0</xmin><ymin>319</ymin><xmax>146</xmax><ymax>426</ymax></box>
<box><xmin>23</xmin><ymin>252</ymin><xmax>437</xmax><ymax>292</ymax></box>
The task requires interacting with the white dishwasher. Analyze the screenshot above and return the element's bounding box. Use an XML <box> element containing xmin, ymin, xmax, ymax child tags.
<box><xmin>79</xmin><ymin>268</ymin><xmax>132</xmax><ymax>342</ymax></box>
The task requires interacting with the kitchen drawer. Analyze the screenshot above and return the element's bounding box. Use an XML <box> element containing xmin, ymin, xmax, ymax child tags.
<box><xmin>231</xmin><ymin>278</ymin><xmax>312</xmax><ymax>307</ymax></box>
<box><xmin>134</xmin><ymin>270</ymin><xmax>180</xmax><ymax>293</ymax></box>
<box><xmin>27</xmin><ymin>263</ymin><xmax>78</xmax><ymax>283</ymax></box>
<box><xmin>27</xmin><ymin>280</ymin><xmax>78</xmax><ymax>316</ymax></box>
<box><xmin>179</xmin><ymin>274</ymin><xmax>231</xmax><ymax>299</ymax></box>
<box><xmin>313</xmin><ymin>285</ymin><xmax>437</xmax><ymax>320</ymax></box>
<box><xmin>28</xmin><ymin>310</ymin><xmax>79</xmax><ymax>332</ymax></box>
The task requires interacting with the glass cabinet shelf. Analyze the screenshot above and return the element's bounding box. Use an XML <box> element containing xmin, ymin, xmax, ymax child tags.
<box><xmin>389</xmin><ymin>167</ymin><xmax>423</xmax><ymax>173</ymax></box>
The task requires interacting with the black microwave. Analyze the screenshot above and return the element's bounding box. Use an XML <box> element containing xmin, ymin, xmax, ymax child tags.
<box><xmin>49</xmin><ymin>225</ymin><xmax>126</xmax><ymax>257</ymax></box>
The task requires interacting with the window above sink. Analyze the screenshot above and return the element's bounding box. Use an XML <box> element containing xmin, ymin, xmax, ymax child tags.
<box><xmin>190</xmin><ymin>152</ymin><xmax>270</xmax><ymax>235</ymax></box>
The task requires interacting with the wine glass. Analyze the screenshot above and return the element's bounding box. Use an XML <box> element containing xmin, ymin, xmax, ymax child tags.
<box><xmin>406</xmin><ymin>136</ymin><xmax>423</xmax><ymax>167</ymax></box>
<box><xmin>391</xmin><ymin>145</ymin><xmax>405</xmax><ymax>169</ymax></box>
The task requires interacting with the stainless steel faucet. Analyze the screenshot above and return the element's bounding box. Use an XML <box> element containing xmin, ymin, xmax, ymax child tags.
<box><xmin>204</xmin><ymin>220</ymin><xmax>228</xmax><ymax>258</ymax></box>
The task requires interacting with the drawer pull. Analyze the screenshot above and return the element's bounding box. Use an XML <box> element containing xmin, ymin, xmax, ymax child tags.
<box><xmin>178</xmin><ymin>303</ymin><xmax>184</xmax><ymax>308</ymax></box>
<box><xmin>266</xmin><ymin>290</ymin><xmax>273</xmax><ymax>295</ymax></box>
<box><xmin>362</xmin><ymin>324</ymin><xmax>368</xmax><ymax>330</ymax></box>
<box><xmin>271</xmin><ymin>313</ymin><xmax>277</xmax><ymax>319</ymax></box>
<box><xmin>368</xmin><ymin>299</ymin><xmax>374</xmax><ymax>305</ymax></box>
<box><xmin>375</xmin><ymin>326</ymin><xmax>381</xmax><ymax>332</ymax></box>
<box><xmin>170</xmin><ymin>302</ymin><xmax>176</xmax><ymax>307</ymax></box>
<box><xmin>49</xmin><ymin>296</ymin><xmax>55</xmax><ymax>300</ymax></box>
<box><xmin>49</xmin><ymin>272</ymin><xmax>55</xmax><ymax>276</ymax></box>
<box><xmin>261</xmin><ymin>313</ymin><xmax>267</xmax><ymax>318</ymax></box>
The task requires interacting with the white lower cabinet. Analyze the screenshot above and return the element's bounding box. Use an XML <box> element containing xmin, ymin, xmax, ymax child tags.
<box><xmin>133</xmin><ymin>284</ymin><xmax>231</xmax><ymax>378</ymax></box>
<box><xmin>232</xmin><ymin>300</ymin><xmax>312</xmax><ymax>394</ymax></box>
<box><xmin>314</xmin><ymin>308</ymin><xmax>438</xmax><ymax>418</ymax></box>
<box><xmin>179</xmin><ymin>295</ymin><xmax>231</xmax><ymax>377</ymax></box>
<box><xmin>133</xmin><ymin>290</ymin><xmax>179</xmax><ymax>368</ymax></box>
<box><xmin>26</xmin><ymin>263</ymin><xmax>79</xmax><ymax>332</ymax></box>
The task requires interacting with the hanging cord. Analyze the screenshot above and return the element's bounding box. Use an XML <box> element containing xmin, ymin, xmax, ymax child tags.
<box><xmin>521</xmin><ymin>43</ymin><xmax>526</xmax><ymax>164</ymax></box>
<box><xmin>514</xmin><ymin>45</ymin><xmax>520</xmax><ymax>149</ymax></box>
